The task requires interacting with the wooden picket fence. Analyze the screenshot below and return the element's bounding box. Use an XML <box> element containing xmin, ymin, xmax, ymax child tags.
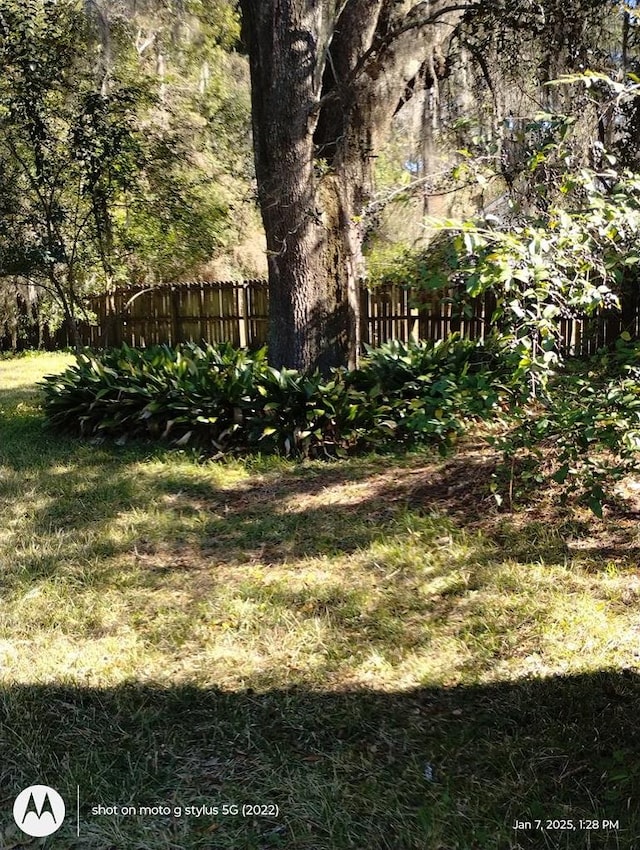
<box><xmin>5</xmin><ymin>278</ymin><xmax>640</xmax><ymax>355</ymax></box>
<box><xmin>58</xmin><ymin>280</ymin><xmax>501</xmax><ymax>350</ymax></box>
<box><xmin>78</xmin><ymin>280</ymin><xmax>270</xmax><ymax>350</ymax></box>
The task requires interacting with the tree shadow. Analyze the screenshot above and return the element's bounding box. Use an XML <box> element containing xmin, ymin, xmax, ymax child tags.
<box><xmin>126</xmin><ymin>449</ymin><xmax>592</xmax><ymax>572</ymax></box>
<box><xmin>0</xmin><ymin>673</ymin><xmax>638</xmax><ymax>848</ymax></box>
<box><xmin>0</xmin><ymin>385</ymin><xmax>38</xmax><ymax>403</ymax></box>
<box><xmin>0</xmin><ymin>414</ymin><xmax>629</xmax><ymax>599</ymax></box>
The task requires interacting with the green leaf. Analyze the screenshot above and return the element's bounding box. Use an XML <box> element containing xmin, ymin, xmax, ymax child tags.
<box><xmin>551</xmin><ymin>464</ymin><xmax>569</xmax><ymax>484</ymax></box>
<box><xmin>588</xmin><ymin>497</ymin><xmax>603</xmax><ymax>519</ymax></box>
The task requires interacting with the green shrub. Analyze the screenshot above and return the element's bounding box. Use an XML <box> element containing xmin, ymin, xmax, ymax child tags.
<box><xmin>42</xmin><ymin>342</ymin><xmax>267</xmax><ymax>447</ymax></box>
<box><xmin>41</xmin><ymin>339</ymin><xmax>516</xmax><ymax>456</ymax></box>
<box><xmin>374</xmin><ymin>165</ymin><xmax>640</xmax><ymax>396</ymax></box>
<box><xmin>488</xmin><ymin>342</ymin><xmax>640</xmax><ymax>515</ymax></box>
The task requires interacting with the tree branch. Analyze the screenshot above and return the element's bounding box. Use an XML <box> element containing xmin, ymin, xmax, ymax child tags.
<box><xmin>353</xmin><ymin>2</ymin><xmax>474</xmax><ymax>81</ymax></box>
<box><xmin>363</xmin><ymin>159</ymin><xmax>499</xmax><ymax>217</ymax></box>
<box><xmin>311</xmin><ymin>1</ymin><xmax>474</xmax><ymax>116</ymax></box>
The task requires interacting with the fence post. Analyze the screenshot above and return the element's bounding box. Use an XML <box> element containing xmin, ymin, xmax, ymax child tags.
<box><xmin>359</xmin><ymin>287</ymin><xmax>369</xmax><ymax>348</ymax></box>
<box><xmin>417</xmin><ymin>291</ymin><xmax>430</xmax><ymax>340</ymax></box>
<box><xmin>117</xmin><ymin>290</ymin><xmax>127</xmax><ymax>346</ymax></box>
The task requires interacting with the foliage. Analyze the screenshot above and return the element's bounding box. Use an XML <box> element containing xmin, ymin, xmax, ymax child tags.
<box><xmin>444</xmin><ymin>1</ymin><xmax>631</xmax><ymax>190</ymax></box>
<box><xmin>40</xmin><ymin>338</ymin><xmax>516</xmax><ymax>456</ymax></box>
<box><xmin>0</xmin><ymin>0</ymin><xmax>253</xmax><ymax>345</ymax></box>
<box><xmin>488</xmin><ymin>336</ymin><xmax>640</xmax><ymax>516</ymax></box>
<box><xmin>365</xmin><ymin>233</ymin><xmax>464</xmax><ymax>293</ymax></box>
<box><xmin>112</xmin><ymin>1</ymin><xmax>253</xmax><ymax>284</ymax></box>
<box><xmin>364</xmin><ymin>167</ymin><xmax>640</xmax><ymax>517</ymax></box>
<box><xmin>365</xmin><ymin>242</ymin><xmax>436</xmax><ymax>290</ymax></box>
<box><xmin>367</xmin><ymin>71</ymin><xmax>640</xmax><ymax>516</ymax></box>
<box><xmin>355</xmin><ymin>334</ymin><xmax>517</xmax><ymax>424</ymax></box>
<box><xmin>385</xmin><ymin>165</ymin><xmax>640</xmax><ymax>395</ymax></box>
<box><xmin>0</xmin><ymin>0</ymin><xmax>130</xmax><ymax>338</ymax></box>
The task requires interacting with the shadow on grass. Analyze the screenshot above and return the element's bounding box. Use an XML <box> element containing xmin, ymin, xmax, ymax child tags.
<box><xmin>0</xmin><ymin>403</ymin><xmax>629</xmax><ymax>596</ymax></box>
<box><xmin>132</xmin><ymin>453</ymin><xmax>588</xmax><ymax>572</ymax></box>
<box><xmin>3</xmin><ymin>381</ymin><xmax>637</xmax><ymax>693</ymax></box>
<box><xmin>0</xmin><ymin>385</ymin><xmax>41</xmax><ymax>404</ymax></box>
<box><xmin>0</xmin><ymin>672</ymin><xmax>638</xmax><ymax>849</ymax></box>
<box><xmin>0</xmin><ymin>382</ymin><xmax>430</xmax><ymax>577</ymax></box>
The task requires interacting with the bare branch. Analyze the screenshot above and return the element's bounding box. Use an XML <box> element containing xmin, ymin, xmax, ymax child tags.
<box><xmin>353</xmin><ymin>2</ymin><xmax>473</xmax><ymax>81</ymax></box>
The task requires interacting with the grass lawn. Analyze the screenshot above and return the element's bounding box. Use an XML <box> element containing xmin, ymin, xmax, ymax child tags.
<box><xmin>1</xmin><ymin>352</ymin><xmax>639</xmax><ymax>848</ymax></box>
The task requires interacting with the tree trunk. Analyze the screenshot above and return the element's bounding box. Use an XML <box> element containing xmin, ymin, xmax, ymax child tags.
<box><xmin>240</xmin><ymin>1</ymin><xmax>467</xmax><ymax>373</ymax></box>
<box><xmin>66</xmin><ymin>311</ymin><xmax>82</xmax><ymax>352</ymax></box>
<box><xmin>261</xmin><ymin>170</ymin><xmax>362</xmax><ymax>373</ymax></box>
<box><xmin>241</xmin><ymin>2</ymin><xmax>360</xmax><ymax>373</ymax></box>
<box><xmin>49</xmin><ymin>265</ymin><xmax>83</xmax><ymax>352</ymax></box>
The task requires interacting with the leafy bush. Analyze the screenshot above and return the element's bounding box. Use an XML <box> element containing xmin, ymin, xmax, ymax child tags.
<box><xmin>377</xmin><ymin>163</ymin><xmax>640</xmax><ymax>396</ymax></box>
<box><xmin>359</xmin><ymin>335</ymin><xmax>512</xmax><ymax>395</ymax></box>
<box><xmin>349</xmin><ymin>336</ymin><xmax>520</xmax><ymax>445</ymax></box>
<box><xmin>41</xmin><ymin>338</ymin><xmax>515</xmax><ymax>456</ymax></box>
<box><xmin>42</xmin><ymin>342</ymin><xmax>266</xmax><ymax>446</ymax></box>
<box><xmin>488</xmin><ymin>340</ymin><xmax>640</xmax><ymax>515</ymax></box>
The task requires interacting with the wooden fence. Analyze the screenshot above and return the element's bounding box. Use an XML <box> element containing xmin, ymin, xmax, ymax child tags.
<box><xmin>360</xmin><ymin>283</ymin><xmax>640</xmax><ymax>356</ymax></box>
<box><xmin>59</xmin><ymin>280</ymin><xmax>501</xmax><ymax>351</ymax></box>
<box><xmin>4</xmin><ymin>278</ymin><xmax>640</xmax><ymax>355</ymax></box>
<box><xmin>78</xmin><ymin>280</ymin><xmax>270</xmax><ymax>350</ymax></box>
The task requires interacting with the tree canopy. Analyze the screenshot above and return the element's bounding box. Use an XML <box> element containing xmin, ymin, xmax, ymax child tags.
<box><xmin>0</xmin><ymin>0</ymin><xmax>255</xmax><ymax>344</ymax></box>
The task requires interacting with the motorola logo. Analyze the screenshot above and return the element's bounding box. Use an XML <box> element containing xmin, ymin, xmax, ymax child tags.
<box><xmin>13</xmin><ymin>785</ymin><xmax>66</xmax><ymax>837</ymax></box>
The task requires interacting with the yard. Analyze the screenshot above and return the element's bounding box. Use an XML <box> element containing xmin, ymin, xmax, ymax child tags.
<box><xmin>1</xmin><ymin>353</ymin><xmax>639</xmax><ymax>849</ymax></box>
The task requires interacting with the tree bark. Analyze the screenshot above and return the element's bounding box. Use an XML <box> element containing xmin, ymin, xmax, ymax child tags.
<box><xmin>240</xmin><ymin>0</ymin><xmax>467</xmax><ymax>373</ymax></box>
